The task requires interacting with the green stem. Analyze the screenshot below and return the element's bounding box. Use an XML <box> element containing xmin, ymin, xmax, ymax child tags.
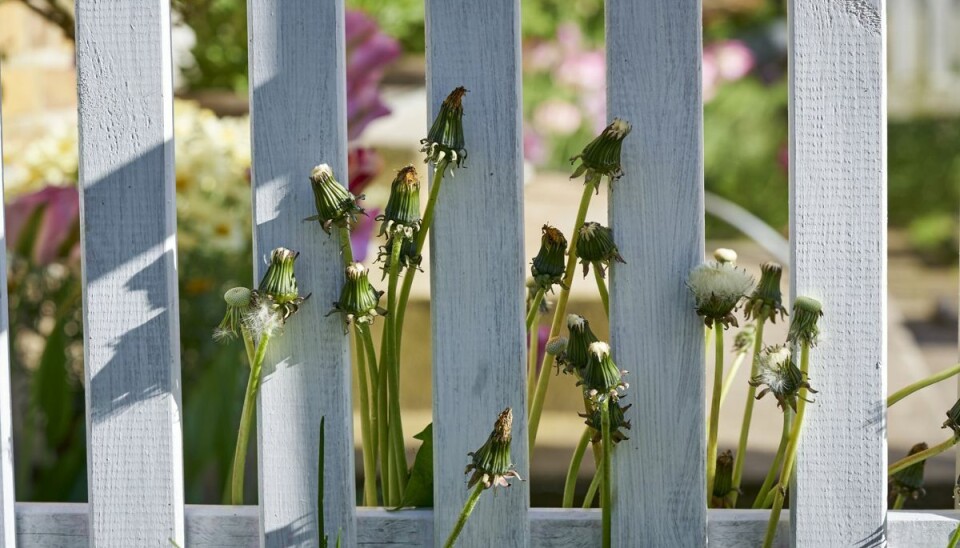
<box><xmin>582</xmin><ymin>460</ymin><xmax>602</xmax><ymax>509</ymax></box>
<box><xmin>600</xmin><ymin>398</ymin><xmax>612</xmax><ymax>548</ymax></box>
<box><xmin>888</xmin><ymin>362</ymin><xmax>960</xmax><ymax>408</ymax></box>
<box><xmin>359</xmin><ymin>327</ymin><xmax>380</xmax><ymax>465</ymax></box>
<box><xmin>377</xmin><ymin>324</ymin><xmax>391</xmax><ymax>503</ymax></box>
<box><xmin>241</xmin><ymin>328</ymin><xmax>256</xmax><ymax>369</ymax></box>
<box><xmin>353</xmin><ymin>327</ymin><xmax>378</xmax><ymax>506</ymax></box>
<box><xmin>230</xmin><ymin>332</ymin><xmax>270</xmax><ymax>505</ymax></box>
<box><xmin>753</xmin><ymin>408</ymin><xmax>791</xmax><ymax>509</ymax></box>
<box><xmin>888</xmin><ymin>435</ymin><xmax>958</xmax><ymax>475</ymax></box>
<box><xmin>762</xmin><ymin>489</ymin><xmax>785</xmax><ymax>548</ymax></box>
<box><xmin>562</xmin><ymin>427</ymin><xmax>593</xmax><ymax>508</ymax></box>
<box><xmin>892</xmin><ymin>493</ymin><xmax>906</xmax><ymax>510</ymax></box>
<box><xmin>528</xmin><ymin>180</ymin><xmax>597</xmax><ymax>447</ymax></box>
<box><xmin>729</xmin><ymin>320</ymin><xmax>766</xmax><ymax>507</ymax></box>
<box><xmin>718</xmin><ymin>349</ymin><xmax>749</xmax><ymax>409</ymax></box>
<box><xmin>949</xmin><ymin>524</ymin><xmax>960</xmax><ymax>548</ymax></box>
<box><xmin>706</xmin><ymin>324</ymin><xmax>724</xmax><ymax>504</ymax></box>
<box><xmin>443</xmin><ymin>483</ymin><xmax>484</xmax><ymax>548</ymax></box>
<box><xmin>593</xmin><ymin>266</ymin><xmax>609</xmax><ymax>317</ymax></box>
<box><xmin>526</xmin><ymin>288</ymin><xmax>545</xmax><ymax>333</ymax></box>
<box><xmin>385</xmin><ymin>237</ymin><xmax>408</xmax><ymax>495</ymax></box>
<box><xmin>339</xmin><ymin>227</ymin><xmax>355</xmax><ymax>265</ymax></box>
<box><xmin>526</xmin><ymin>307</ymin><xmax>541</xmax><ymax>410</ymax></box>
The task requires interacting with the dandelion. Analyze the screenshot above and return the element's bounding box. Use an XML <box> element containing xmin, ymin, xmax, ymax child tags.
<box><xmin>214</xmin><ymin>287</ymin><xmax>252</xmax><ymax>342</ymax></box>
<box><xmin>531</xmin><ymin>224</ymin><xmax>569</xmax><ymax>291</ymax></box>
<box><xmin>787</xmin><ymin>296</ymin><xmax>823</xmax><ymax>346</ymax></box>
<box><xmin>570</xmin><ymin>118</ymin><xmax>632</xmax><ymax>186</ymax></box>
<box><xmin>307</xmin><ymin>164</ymin><xmax>365</xmax><ymax>234</ymax></box>
<box><xmin>576</xmin><ymin>222</ymin><xmax>625</xmax><ymax>278</ymax></box>
<box><xmin>750</xmin><ymin>345</ymin><xmax>816</xmax><ymax>413</ymax></box>
<box><xmin>328</xmin><ymin>263</ymin><xmax>387</xmax><ymax>330</ymax></box>
<box><xmin>744</xmin><ymin>262</ymin><xmax>787</xmax><ymax>324</ymax></box>
<box><xmin>890</xmin><ymin>442</ymin><xmax>929</xmax><ymax>508</ymax></box>
<box><xmin>580</xmin><ymin>400</ymin><xmax>632</xmax><ymax>444</ymax></box>
<box><xmin>377</xmin><ymin>165</ymin><xmax>422</xmax><ymax>238</ymax></box>
<box><xmin>581</xmin><ymin>341</ymin><xmax>626</xmax><ymax>398</ymax></box>
<box><xmin>557</xmin><ymin>313</ymin><xmax>599</xmax><ymax>377</ymax></box>
<box><xmin>711</xmin><ymin>450</ymin><xmax>737</xmax><ymax>508</ymax></box>
<box><xmin>422</xmin><ymin>86</ymin><xmax>468</xmax><ymax>168</ymax></box>
<box><xmin>687</xmin><ymin>261</ymin><xmax>755</xmax><ymax>328</ymax></box>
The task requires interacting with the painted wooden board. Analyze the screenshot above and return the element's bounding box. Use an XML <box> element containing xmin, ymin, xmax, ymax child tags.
<box><xmin>424</xmin><ymin>0</ymin><xmax>529</xmax><ymax>545</ymax></box>
<box><xmin>606</xmin><ymin>0</ymin><xmax>707</xmax><ymax>545</ymax></box>
<box><xmin>788</xmin><ymin>0</ymin><xmax>887</xmax><ymax>545</ymax></box>
<box><xmin>246</xmin><ymin>0</ymin><xmax>355</xmax><ymax>545</ymax></box>
<box><xmin>0</xmin><ymin>72</ymin><xmax>15</xmax><ymax>548</ymax></box>
<box><xmin>74</xmin><ymin>1</ymin><xmax>184</xmax><ymax>545</ymax></box>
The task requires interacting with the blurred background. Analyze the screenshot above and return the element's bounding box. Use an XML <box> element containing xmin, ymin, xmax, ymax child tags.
<box><xmin>0</xmin><ymin>0</ymin><xmax>958</xmax><ymax>507</ymax></box>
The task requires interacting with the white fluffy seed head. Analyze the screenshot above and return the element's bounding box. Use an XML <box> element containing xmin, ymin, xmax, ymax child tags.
<box><xmin>310</xmin><ymin>163</ymin><xmax>335</xmax><ymax>182</ymax></box>
<box><xmin>756</xmin><ymin>345</ymin><xmax>792</xmax><ymax>394</ymax></box>
<box><xmin>588</xmin><ymin>341</ymin><xmax>610</xmax><ymax>359</ymax></box>
<box><xmin>346</xmin><ymin>262</ymin><xmax>367</xmax><ymax>280</ymax></box>
<box><xmin>244</xmin><ymin>299</ymin><xmax>282</xmax><ymax>339</ymax></box>
<box><xmin>567</xmin><ymin>314</ymin><xmax>586</xmax><ymax>330</ymax></box>
<box><xmin>686</xmin><ymin>262</ymin><xmax>754</xmax><ymax>307</ymax></box>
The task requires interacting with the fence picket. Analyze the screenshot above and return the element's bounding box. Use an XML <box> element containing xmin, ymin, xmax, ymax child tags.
<box><xmin>0</xmin><ymin>71</ymin><xmax>15</xmax><ymax>548</ymax></box>
<box><xmin>75</xmin><ymin>1</ymin><xmax>184</xmax><ymax>545</ymax></box>
<box><xmin>788</xmin><ymin>0</ymin><xmax>887</xmax><ymax>545</ymax></box>
<box><xmin>606</xmin><ymin>0</ymin><xmax>707</xmax><ymax>545</ymax></box>
<box><xmin>246</xmin><ymin>0</ymin><xmax>355</xmax><ymax>545</ymax></box>
<box><xmin>425</xmin><ymin>0</ymin><xmax>529</xmax><ymax>545</ymax></box>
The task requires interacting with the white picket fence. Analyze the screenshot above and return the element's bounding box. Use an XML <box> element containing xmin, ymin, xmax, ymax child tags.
<box><xmin>0</xmin><ymin>0</ymin><xmax>954</xmax><ymax>546</ymax></box>
<box><xmin>888</xmin><ymin>0</ymin><xmax>960</xmax><ymax>116</ymax></box>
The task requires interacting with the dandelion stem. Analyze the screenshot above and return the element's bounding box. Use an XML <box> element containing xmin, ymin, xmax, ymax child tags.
<box><xmin>600</xmin><ymin>398</ymin><xmax>613</xmax><ymax>548</ymax></box>
<box><xmin>753</xmin><ymin>408</ymin><xmax>791</xmax><ymax>509</ymax></box>
<box><xmin>385</xmin><ymin>237</ymin><xmax>408</xmax><ymax>496</ymax></box>
<box><xmin>526</xmin><ymin>288</ymin><xmax>545</xmax><ymax>333</ymax></box>
<box><xmin>562</xmin><ymin>427</ymin><xmax>593</xmax><ymax>508</ymax></box>
<box><xmin>582</xmin><ymin>461</ymin><xmax>602</xmax><ymax>508</ymax></box>
<box><xmin>230</xmin><ymin>332</ymin><xmax>270</xmax><ymax>505</ymax></box>
<box><xmin>729</xmin><ymin>320</ymin><xmax>766</xmax><ymax>506</ymax></box>
<box><xmin>719</xmin><ymin>346</ymin><xmax>750</xmax><ymax>409</ymax></box>
<box><xmin>354</xmin><ymin>327</ymin><xmax>378</xmax><ymax>506</ymax></box>
<box><xmin>443</xmin><ymin>482</ymin><xmax>484</xmax><ymax>548</ymax></box>
<box><xmin>529</xmin><ymin>180</ymin><xmax>597</xmax><ymax>447</ymax></box>
<box><xmin>892</xmin><ymin>493</ymin><xmax>907</xmax><ymax>510</ymax></box>
<box><xmin>527</xmin><ymin>308</ymin><xmax>541</xmax><ymax>409</ymax></box>
<box><xmin>888</xmin><ymin>435</ymin><xmax>958</xmax><ymax>476</ymax></box>
<box><xmin>593</xmin><ymin>266</ymin><xmax>609</xmax><ymax>317</ymax></box>
<box><xmin>706</xmin><ymin>324</ymin><xmax>724</xmax><ymax>504</ymax></box>
<box><xmin>338</xmin><ymin>227</ymin><xmax>355</xmax><ymax>266</ymax></box>
<box><xmin>949</xmin><ymin>523</ymin><xmax>960</xmax><ymax>548</ymax></box>
<box><xmin>888</xmin><ymin>362</ymin><xmax>960</xmax><ymax>408</ymax></box>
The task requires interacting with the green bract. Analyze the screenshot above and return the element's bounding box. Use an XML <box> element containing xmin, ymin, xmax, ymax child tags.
<box><xmin>581</xmin><ymin>341</ymin><xmax>626</xmax><ymax>398</ymax></box>
<box><xmin>531</xmin><ymin>224</ymin><xmax>568</xmax><ymax>291</ymax></box>
<box><xmin>787</xmin><ymin>296</ymin><xmax>823</xmax><ymax>346</ymax></box>
<box><xmin>744</xmin><ymin>262</ymin><xmax>787</xmax><ymax>323</ymax></box>
<box><xmin>377</xmin><ymin>165</ymin><xmax>422</xmax><ymax>238</ymax></box>
<box><xmin>307</xmin><ymin>164</ymin><xmax>365</xmax><ymax>234</ymax></box>
<box><xmin>576</xmin><ymin>222</ymin><xmax>625</xmax><ymax>278</ymax></box>
<box><xmin>581</xmin><ymin>400</ymin><xmax>632</xmax><ymax>444</ymax></box>
<box><xmin>328</xmin><ymin>263</ymin><xmax>386</xmax><ymax>330</ymax></box>
<box><xmin>890</xmin><ymin>442</ymin><xmax>928</xmax><ymax>502</ymax></box>
<box><xmin>465</xmin><ymin>408</ymin><xmax>521</xmax><ymax>490</ymax></box>
<box><xmin>570</xmin><ymin>118</ymin><xmax>632</xmax><ymax>185</ymax></box>
<box><xmin>421</xmin><ymin>86</ymin><xmax>468</xmax><ymax>167</ymax></box>
<box><xmin>558</xmin><ymin>314</ymin><xmax>599</xmax><ymax>377</ymax></box>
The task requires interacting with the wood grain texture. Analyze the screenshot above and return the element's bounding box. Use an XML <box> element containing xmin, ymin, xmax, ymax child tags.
<box><xmin>788</xmin><ymin>0</ymin><xmax>887</xmax><ymax>545</ymax></box>
<box><xmin>246</xmin><ymin>0</ymin><xmax>355</xmax><ymax>545</ymax></box>
<box><xmin>606</xmin><ymin>0</ymin><xmax>706</xmax><ymax>545</ymax></box>
<box><xmin>14</xmin><ymin>505</ymin><xmax>807</xmax><ymax>547</ymax></box>
<box><xmin>0</xmin><ymin>77</ymin><xmax>15</xmax><ymax>548</ymax></box>
<box><xmin>75</xmin><ymin>1</ymin><xmax>184</xmax><ymax>545</ymax></box>
<box><xmin>424</xmin><ymin>0</ymin><xmax>529</xmax><ymax>545</ymax></box>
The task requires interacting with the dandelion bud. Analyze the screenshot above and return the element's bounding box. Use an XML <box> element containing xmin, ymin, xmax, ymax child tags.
<box><xmin>944</xmin><ymin>398</ymin><xmax>960</xmax><ymax>435</ymax></box>
<box><xmin>890</xmin><ymin>442</ymin><xmax>929</xmax><ymax>502</ymax></box>
<box><xmin>328</xmin><ymin>263</ymin><xmax>387</xmax><ymax>330</ymax></box>
<box><xmin>576</xmin><ymin>222</ymin><xmax>626</xmax><ymax>278</ymax></box>
<box><xmin>307</xmin><ymin>164</ymin><xmax>365</xmax><ymax>234</ymax></box>
<box><xmin>713</xmin><ymin>248</ymin><xmax>738</xmax><ymax>264</ymax></box>
<box><xmin>711</xmin><ymin>450</ymin><xmax>737</xmax><ymax>508</ymax></box>
<box><xmin>733</xmin><ymin>322</ymin><xmax>756</xmax><ymax>353</ymax></box>
<box><xmin>258</xmin><ymin>248</ymin><xmax>301</xmax><ymax>305</ymax></box>
<box><xmin>557</xmin><ymin>314</ymin><xmax>599</xmax><ymax>376</ymax></box>
<box><xmin>686</xmin><ymin>262</ymin><xmax>755</xmax><ymax>328</ymax></box>
<box><xmin>377</xmin><ymin>165</ymin><xmax>422</xmax><ymax>238</ymax></box>
<box><xmin>570</xmin><ymin>118</ymin><xmax>632</xmax><ymax>185</ymax></box>
<box><xmin>531</xmin><ymin>224</ymin><xmax>568</xmax><ymax>291</ymax></box>
<box><xmin>580</xmin><ymin>400</ymin><xmax>632</xmax><ymax>445</ymax></box>
<box><xmin>749</xmin><ymin>345</ymin><xmax>816</xmax><ymax>413</ymax></box>
<box><xmin>214</xmin><ymin>287</ymin><xmax>253</xmax><ymax>341</ymax></box>
<box><xmin>744</xmin><ymin>263</ymin><xmax>787</xmax><ymax>324</ymax></box>
<box><xmin>465</xmin><ymin>407</ymin><xmax>522</xmax><ymax>489</ymax></box>
<box><xmin>787</xmin><ymin>296</ymin><xmax>823</xmax><ymax>346</ymax></box>
<box><xmin>582</xmin><ymin>341</ymin><xmax>625</xmax><ymax>397</ymax></box>
<box><xmin>421</xmin><ymin>86</ymin><xmax>468</xmax><ymax>167</ymax></box>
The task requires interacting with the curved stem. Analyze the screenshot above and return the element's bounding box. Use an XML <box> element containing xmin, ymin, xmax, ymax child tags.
<box><xmin>762</xmin><ymin>488</ymin><xmax>785</xmax><ymax>548</ymax></box>
<box><xmin>753</xmin><ymin>408</ymin><xmax>791</xmax><ymax>509</ymax></box>
<box><xmin>443</xmin><ymin>483</ymin><xmax>485</xmax><ymax>548</ymax></box>
<box><xmin>593</xmin><ymin>266</ymin><xmax>609</xmax><ymax>317</ymax></box>
<box><xmin>527</xmin><ymin>308</ymin><xmax>541</xmax><ymax>412</ymax></box>
<box><xmin>562</xmin><ymin>427</ymin><xmax>593</xmax><ymax>508</ymax></box>
<box><xmin>230</xmin><ymin>332</ymin><xmax>270</xmax><ymax>505</ymax></box>
<box><xmin>729</xmin><ymin>320</ymin><xmax>766</xmax><ymax>507</ymax></box>
<box><xmin>526</xmin><ymin>288</ymin><xmax>545</xmax><ymax>333</ymax></box>
<box><xmin>888</xmin><ymin>435</ymin><xmax>958</xmax><ymax>475</ymax></box>
<box><xmin>600</xmin><ymin>398</ymin><xmax>613</xmax><ymax>548</ymax></box>
<box><xmin>949</xmin><ymin>523</ymin><xmax>960</xmax><ymax>548</ymax></box>
<box><xmin>582</xmin><ymin>460</ymin><xmax>602</xmax><ymax>509</ymax></box>
<box><xmin>358</xmin><ymin>327</ymin><xmax>380</xmax><ymax>465</ymax></box>
<box><xmin>706</xmin><ymin>325</ymin><xmax>724</xmax><ymax>504</ymax></box>
<box><xmin>892</xmin><ymin>493</ymin><xmax>907</xmax><ymax>510</ymax></box>
<box><xmin>719</xmin><ymin>349</ymin><xmax>749</xmax><ymax>409</ymax></box>
<box><xmin>386</xmin><ymin>238</ymin><xmax>408</xmax><ymax>494</ymax></box>
<box><xmin>528</xmin><ymin>181</ymin><xmax>597</xmax><ymax>447</ymax></box>
<box><xmin>888</xmin><ymin>362</ymin><xmax>960</xmax><ymax>408</ymax></box>
<box><xmin>353</xmin><ymin>327</ymin><xmax>378</xmax><ymax>506</ymax></box>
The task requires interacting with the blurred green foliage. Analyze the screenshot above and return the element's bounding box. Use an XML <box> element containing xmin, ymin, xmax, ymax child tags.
<box><xmin>174</xmin><ymin>0</ymin><xmax>249</xmax><ymax>92</ymax></box>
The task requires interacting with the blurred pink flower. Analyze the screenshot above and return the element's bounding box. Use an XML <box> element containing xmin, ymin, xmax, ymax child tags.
<box><xmin>345</xmin><ymin>9</ymin><xmax>401</xmax><ymax>140</ymax></box>
<box><xmin>348</xmin><ymin>146</ymin><xmax>382</xmax><ymax>195</ymax></box>
<box><xmin>533</xmin><ymin>99</ymin><xmax>583</xmax><ymax>137</ymax></box>
<box><xmin>555</xmin><ymin>23</ymin><xmax>583</xmax><ymax>53</ymax></box>
<box><xmin>555</xmin><ymin>51</ymin><xmax>606</xmax><ymax>93</ymax></box>
<box><xmin>6</xmin><ymin>186</ymin><xmax>80</xmax><ymax>265</ymax></box>
<box><xmin>579</xmin><ymin>91</ymin><xmax>607</xmax><ymax>134</ymax></box>
<box><xmin>711</xmin><ymin>40</ymin><xmax>755</xmax><ymax>82</ymax></box>
<box><xmin>525</xmin><ymin>41</ymin><xmax>560</xmax><ymax>72</ymax></box>
<box><xmin>702</xmin><ymin>48</ymin><xmax>720</xmax><ymax>101</ymax></box>
<box><xmin>524</xmin><ymin>127</ymin><xmax>548</xmax><ymax>166</ymax></box>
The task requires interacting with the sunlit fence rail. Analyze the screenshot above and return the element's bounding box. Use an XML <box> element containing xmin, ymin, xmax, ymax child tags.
<box><xmin>0</xmin><ymin>0</ymin><xmax>953</xmax><ymax>546</ymax></box>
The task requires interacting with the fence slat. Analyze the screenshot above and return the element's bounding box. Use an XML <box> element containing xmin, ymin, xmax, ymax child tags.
<box><xmin>425</xmin><ymin>0</ymin><xmax>529</xmax><ymax>545</ymax></box>
<box><xmin>788</xmin><ymin>0</ymin><xmax>887</xmax><ymax>545</ymax></box>
<box><xmin>75</xmin><ymin>1</ymin><xmax>184</xmax><ymax>545</ymax></box>
<box><xmin>246</xmin><ymin>0</ymin><xmax>355</xmax><ymax>545</ymax></box>
<box><xmin>0</xmin><ymin>70</ymin><xmax>15</xmax><ymax>548</ymax></box>
<box><xmin>607</xmin><ymin>0</ymin><xmax>706</xmax><ymax>545</ymax></box>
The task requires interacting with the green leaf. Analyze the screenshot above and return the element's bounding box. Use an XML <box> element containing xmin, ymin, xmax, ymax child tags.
<box><xmin>393</xmin><ymin>423</ymin><xmax>433</xmax><ymax>509</ymax></box>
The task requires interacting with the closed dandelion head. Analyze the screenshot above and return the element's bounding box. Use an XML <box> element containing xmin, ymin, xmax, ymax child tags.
<box><xmin>686</xmin><ymin>262</ymin><xmax>754</xmax><ymax>328</ymax></box>
<box><xmin>377</xmin><ymin>165</ymin><xmax>421</xmax><ymax>238</ymax></box>
<box><xmin>787</xmin><ymin>296</ymin><xmax>823</xmax><ymax>346</ymax></box>
<box><xmin>581</xmin><ymin>341</ymin><xmax>627</xmax><ymax>399</ymax></box>
<box><xmin>556</xmin><ymin>313</ymin><xmax>599</xmax><ymax>377</ymax></box>
<box><xmin>570</xmin><ymin>118</ymin><xmax>632</xmax><ymax>187</ymax></box>
<box><xmin>377</xmin><ymin>235</ymin><xmax>422</xmax><ymax>275</ymax></box>
<box><xmin>713</xmin><ymin>248</ymin><xmax>738</xmax><ymax>264</ymax></box>
<box><xmin>744</xmin><ymin>263</ymin><xmax>787</xmax><ymax>324</ymax></box>
<box><xmin>422</xmin><ymin>86</ymin><xmax>468</xmax><ymax>168</ymax></box>
<box><xmin>465</xmin><ymin>407</ymin><xmax>522</xmax><ymax>490</ymax></box>
<box><xmin>943</xmin><ymin>397</ymin><xmax>960</xmax><ymax>435</ymax></box>
<box><xmin>576</xmin><ymin>222</ymin><xmax>625</xmax><ymax>278</ymax></box>
<box><xmin>711</xmin><ymin>450</ymin><xmax>737</xmax><ymax>508</ymax></box>
<box><xmin>257</xmin><ymin>248</ymin><xmax>307</xmax><ymax>319</ymax></box>
<box><xmin>890</xmin><ymin>442</ymin><xmax>929</xmax><ymax>502</ymax></box>
<box><xmin>531</xmin><ymin>224</ymin><xmax>568</xmax><ymax>291</ymax></box>
<box><xmin>214</xmin><ymin>287</ymin><xmax>253</xmax><ymax>341</ymax></box>
<box><xmin>580</xmin><ymin>400</ymin><xmax>632</xmax><ymax>445</ymax></box>
<box><xmin>306</xmin><ymin>164</ymin><xmax>365</xmax><ymax>234</ymax></box>
<box><xmin>328</xmin><ymin>263</ymin><xmax>387</xmax><ymax>331</ymax></box>
<box><xmin>749</xmin><ymin>345</ymin><xmax>816</xmax><ymax>412</ymax></box>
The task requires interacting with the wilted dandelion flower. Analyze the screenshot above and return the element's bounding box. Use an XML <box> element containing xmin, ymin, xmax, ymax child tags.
<box><xmin>328</xmin><ymin>262</ymin><xmax>386</xmax><ymax>330</ymax></box>
<box><xmin>890</xmin><ymin>442</ymin><xmax>929</xmax><ymax>502</ymax></box>
<box><xmin>743</xmin><ymin>262</ymin><xmax>787</xmax><ymax>323</ymax></box>
<box><xmin>749</xmin><ymin>345</ymin><xmax>816</xmax><ymax>412</ymax></box>
<box><xmin>307</xmin><ymin>164</ymin><xmax>365</xmax><ymax>234</ymax></box>
<box><xmin>570</xmin><ymin>118</ymin><xmax>632</xmax><ymax>185</ymax></box>
<box><xmin>257</xmin><ymin>248</ymin><xmax>307</xmax><ymax>320</ymax></box>
<box><xmin>377</xmin><ymin>165</ymin><xmax>421</xmax><ymax>238</ymax></box>
<box><xmin>377</xmin><ymin>235</ymin><xmax>422</xmax><ymax>274</ymax></box>
<box><xmin>214</xmin><ymin>287</ymin><xmax>253</xmax><ymax>341</ymax></box>
<box><xmin>581</xmin><ymin>400</ymin><xmax>632</xmax><ymax>444</ymax></box>
<box><xmin>686</xmin><ymin>261</ymin><xmax>755</xmax><ymax>328</ymax></box>
<box><xmin>581</xmin><ymin>341</ymin><xmax>627</xmax><ymax>398</ymax></box>
<box><xmin>422</xmin><ymin>86</ymin><xmax>468</xmax><ymax>167</ymax></box>
<box><xmin>711</xmin><ymin>450</ymin><xmax>737</xmax><ymax>508</ymax></box>
<box><xmin>575</xmin><ymin>222</ymin><xmax>625</xmax><ymax>278</ymax></box>
<box><xmin>787</xmin><ymin>296</ymin><xmax>823</xmax><ymax>347</ymax></box>
<box><xmin>557</xmin><ymin>313</ymin><xmax>599</xmax><ymax>376</ymax></box>
<box><xmin>465</xmin><ymin>407</ymin><xmax>522</xmax><ymax>489</ymax></box>
<box><xmin>531</xmin><ymin>224</ymin><xmax>568</xmax><ymax>291</ymax></box>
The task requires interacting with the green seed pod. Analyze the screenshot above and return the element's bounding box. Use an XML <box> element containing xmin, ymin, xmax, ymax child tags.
<box><xmin>581</xmin><ymin>341</ymin><xmax>626</xmax><ymax>397</ymax></box>
<box><xmin>307</xmin><ymin>164</ymin><xmax>365</xmax><ymax>234</ymax></box>
<box><xmin>328</xmin><ymin>263</ymin><xmax>386</xmax><ymax>330</ymax></box>
<box><xmin>377</xmin><ymin>165</ymin><xmax>422</xmax><ymax>237</ymax></box>
<box><xmin>570</xmin><ymin>118</ymin><xmax>632</xmax><ymax>185</ymax></box>
<box><xmin>711</xmin><ymin>450</ymin><xmax>737</xmax><ymax>508</ymax></box>
<box><xmin>558</xmin><ymin>314</ymin><xmax>599</xmax><ymax>377</ymax></box>
<box><xmin>744</xmin><ymin>262</ymin><xmax>787</xmax><ymax>324</ymax></box>
<box><xmin>531</xmin><ymin>224</ymin><xmax>568</xmax><ymax>291</ymax></box>
<box><xmin>465</xmin><ymin>407</ymin><xmax>521</xmax><ymax>489</ymax></box>
<box><xmin>421</xmin><ymin>86</ymin><xmax>468</xmax><ymax>167</ymax></box>
<box><xmin>890</xmin><ymin>442</ymin><xmax>928</xmax><ymax>502</ymax></box>
<box><xmin>580</xmin><ymin>400</ymin><xmax>632</xmax><ymax>445</ymax></box>
<box><xmin>576</xmin><ymin>222</ymin><xmax>626</xmax><ymax>278</ymax></box>
<box><xmin>214</xmin><ymin>287</ymin><xmax>253</xmax><ymax>341</ymax></box>
<box><xmin>787</xmin><ymin>296</ymin><xmax>823</xmax><ymax>346</ymax></box>
<box><xmin>259</xmin><ymin>248</ymin><xmax>300</xmax><ymax>304</ymax></box>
